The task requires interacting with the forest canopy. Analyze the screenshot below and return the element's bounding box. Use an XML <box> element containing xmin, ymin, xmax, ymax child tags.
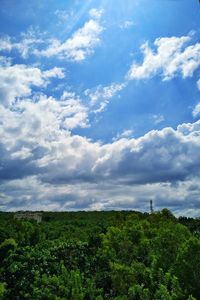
<box><xmin>0</xmin><ymin>210</ymin><xmax>200</xmax><ymax>299</ymax></box>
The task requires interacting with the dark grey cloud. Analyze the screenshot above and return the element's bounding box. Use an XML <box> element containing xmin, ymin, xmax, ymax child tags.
<box><xmin>1</xmin><ymin>110</ymin><xmax>200</xmax><ymax>215</ymax></box>
<box><xmin>0</xmin><ymin>61</ymin><xmax>200</xmax><ymax>215</ymax></box>
<box><xmin>92</xmin><ymin>125</ymin><xmax>200</xmax><ymax>185</ymax></box>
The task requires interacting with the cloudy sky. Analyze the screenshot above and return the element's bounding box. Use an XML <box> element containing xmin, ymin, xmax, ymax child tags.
<box><xmin>0</xmin><ymin>0</ymin><xmax>200</xmax><ymax>216</ymax></box>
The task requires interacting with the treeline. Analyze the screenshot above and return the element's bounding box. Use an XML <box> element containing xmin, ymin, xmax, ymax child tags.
<box><xmin>0</xmin><ymin>209</ymin><xmax>200</xmax><ymax>299</ymax></box>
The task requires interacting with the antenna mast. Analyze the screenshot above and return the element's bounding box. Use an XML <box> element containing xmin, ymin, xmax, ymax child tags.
<box><xmin>150</xmin><ymin>199</ymin><xmax>153</xmax><ymax>214</ymax></box>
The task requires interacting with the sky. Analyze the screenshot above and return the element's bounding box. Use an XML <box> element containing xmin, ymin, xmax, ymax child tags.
<box><xmin>0</xmin><ymin>0</ymin><xmax>200</xmax><ymax>216</ymax></box>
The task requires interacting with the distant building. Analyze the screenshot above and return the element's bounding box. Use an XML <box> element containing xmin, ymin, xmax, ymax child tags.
<box><xmin>14</xmin><ymin>212</ymin><xmax>42</xmax><ymax>223</ymax></box>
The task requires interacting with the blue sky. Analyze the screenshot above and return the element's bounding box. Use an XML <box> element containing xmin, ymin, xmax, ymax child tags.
<box><xmin>0</xmin><ymin>0</ymin><xmax>200</xmax><ymax>216</ymax></box>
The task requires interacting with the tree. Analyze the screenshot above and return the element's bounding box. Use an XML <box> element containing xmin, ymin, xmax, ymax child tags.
<box><xmin>175</xmin><ymin>237</ymin><xmax>200</xmax><ymax>299</ymax></box>
<box><xmin>0</xmin><ymin>238</ymin><xmax>17</xmax><ymax>264</ymax></box>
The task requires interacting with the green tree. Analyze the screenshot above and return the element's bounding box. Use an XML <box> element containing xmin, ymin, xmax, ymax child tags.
<box><xmin>175</xmin><ymin>237</ymin><xmax>200</xmax><ymax>299</ymax></box>
<box><xmin>0</xmin><ymin>283</ymin><xmax>6</xmax><ymax>300</ymax></box>
<box><xmin>0</xmin><ymin>238</ymin><xmax>17</xmax><ymax>264</ymax></box>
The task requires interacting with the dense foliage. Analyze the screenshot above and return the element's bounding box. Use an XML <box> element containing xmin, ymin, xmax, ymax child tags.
<box><xmin>0</xmin><ymin>210</ymin><xmax>200</xmax><ymax>299</ymax></box>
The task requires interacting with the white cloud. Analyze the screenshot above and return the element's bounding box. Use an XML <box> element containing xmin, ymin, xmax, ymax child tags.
<box><xmin>177</xmin><ymin>120</ymin><xmax>200</xmax><ymax>135</ymax></box>
<box><xmin>0</xmin><ymin>28</ymin><xmax>44</xmax><ymax>59</ymax></box>
<box><xmin>60</xmin><ymin>92</ymin><xmax>89</xmax><ymax>129</ymax></box>
<box><xmin>61</xmin><ymin>91</ymin><xmax>76</xmax><ymax>100</ymax></box>
<box><xmin>152</xmin><ymin>114</ymin><xmax>165</xmax><ymax>125</ymax></box>
<box><xmin>1</xmin><ymin>29</ymin><xmax>200</xmax><ymax>214</ymax></box>
<box><xmin>0</xmin><ymin>63</ymin><xmax>64</xmax><ymax>106</ymax></box>
<box><xmin>113</xmin><ymin>129</ymin><xmax>134</xmax><ymax>141</ymax></box>
<box><xmin>43</xmin><ymin>67</ymin><xmax>65</xmax><ymax>79</ymax></box>
<box><xmin>197</xmin><ymin>79</ymin><xmax>200</xmax><ymax>90</ymax></box>
<box><xmin>120</xmin><ymin>20</ymin><xmax>134</xmax><ymax>29</ymax></box>
<box><xmin>1</xmin><ymin>83</ymin><xmax>200</xmax><ymax>215</ymax></box>
<box><xmin>89</xmin><ymin>8</ymin><xmax>103</xmax><ymax>19</ymax></box>
<box><xmin>37</xmin><ymin>13</ymin><xmax>103</xmax><ymax>61</ymax></box>
<box><xmin>0</xmin><ymin>36</ymin><xmax>13</xmax><ymax>52</ymax></box>
<box><xmin>0</xmin><ymin>174</ymin><xmax>200</xmax><ymax>217</ymax></box>
<box><xmin>92</xmin><ymin>120</ymin><xmax>200</xmax><ymax>183</ymax></box>
<box><xmin>0</xmin><ymin>9</ymin><xmax>103</xmax><ymax>62</ymax></box>
<box><xmin>1</xmin><ymin>119</ymin><xmax>200</xmax><ymax>215</ymax></box>
<box><xmin>120</xmin><ymin>129</ymin><xmax>134</xmax><ymax>138</ymax></box>
<box><xmin>0</xmin><ymin>55</ymin><xmax>12</xmax><ymax>67</ymax></box>
<box><xmin>11</xmin><ymin>147</ymin><xmax>33</xmax><ymax>160</ymax></box>
<box><xmin>0</xmin><ymin>91</ymin><xmax>89</xmax><ymax>158</ymax></box>
<box><xmin>192</xmin><ymin>102</ymin><xmax>200</xmax><ymax>118</ymax></box>
<box><xmin>17</xmin><ymin>93</ymin><xmax>89</xmax><ymax>134</ymax></box>
<box><xmin>128</xmin><ymin>36</ymin><xmax>200</xmax><ymax>80</ymax></box>
<box><xmin>55</xmin><ymin>9</ymin><xmax>68</xmax><ymax>22</ymax></box>
<box><xmin>85</xmin><ymin>82</ymin><xmax>126</xmax><ymax>113</ymax></box>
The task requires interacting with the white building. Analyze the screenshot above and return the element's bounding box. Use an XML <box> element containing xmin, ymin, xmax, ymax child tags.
<box><xmin>14</xmin><ymin>212</ymin><xmax>42</xmax><ymax>223</ymax></box>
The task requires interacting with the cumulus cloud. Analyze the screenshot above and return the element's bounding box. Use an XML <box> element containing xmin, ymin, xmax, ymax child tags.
<box><xmin>192</xmin><ymin>102</ymin><xmax>200</xmax><ymax>118</ymax></box>
<box><xmin>91</xmin><ymin>122</ymin><xmax>200</xmax><ymax>184</ymax></box>
<box><xmin>0</xmin><ymin>90</ymin><xmax>90</xmax><ymax>175</ymax></box>
<box><xmin>0</xmin><ymin>63</ymin><xmax>64</xmax><ymax>106</ymax></box>
<box><xmin>152</xmin><ymin>114</ymin><xmax>165</xmax><ymax>125</ymax></box>
<box><xmin>1</xmin><ymin>81</ymin><xmax>200</xmax><ymax>215</ymax></box>
<box><xmin>89</xmin><ymin>8</ymin><xmax>103</xmax><ymax>19</ymax></box>
<box><xmin>36</xmin><ymin>9</ymin><xmax>103</xmax><ymax>61</ymax></box>
<box><xmin>43</xmin><ymin>67</ymin><xmax>65</xmax><ymax>79</ymax></box>
<box><xmin>1</xmin><ymin>82</ymin><xmax>199</xmax><ymax>177</ymax></box>
<box><xmin>197</xmin><ymin>79</ymin><xmax>200</xmax><ymax>90</ymax></box>
<box><xmin>0</xmin><ymin>36</ymin><xmax>13</xmax><ymax>52</ymax></box>
<box><xmin>85</xmin><ymin>82</ymin><xmax>126</xmax><ymax>113</ymax></box>
<box><xmin>128</xmin><ymin>36</ymin><xmax>200</xmax><ymax>80</ymax></box>
<box><xmin>0</xmin><ymin>28</ymin><xmax>44</xmax><ymax>59</ymax></box>
<box><xmin>1</xmin><ymin>26</ymin><xmax>200</xmax><ymax>214</ymax></box>
<box><xmin>0</xmin><ymin>9</ymin><xmax>103</xmax><ymax>62</ymax></box>
<box><xmin>59</xmin><ymin>91</ymin><xmax>89</xmax><ymax>129</ymax></box>
<box><xmin>1</xmin><ymin>93</ymin><xmax>88</xmax><ymax>150</ymax></box>
<box><xmin>3</xmin><ymin>89</ymin><xmax>200</xmax><ymax>186</ymax></box>
<box><xmin>113</xmin><ymin>129</ymin><xmax>134</xmax><ymax>141</ymax></box>
<box><xmin>0</xmin><ymin>56</ymin><xmax>12</xmax><ymax>67</ymax></box>
<box><xmin>1</xmin><ymin>171</ymin><xmax>200</xmax><ymax>217</ymax></box>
